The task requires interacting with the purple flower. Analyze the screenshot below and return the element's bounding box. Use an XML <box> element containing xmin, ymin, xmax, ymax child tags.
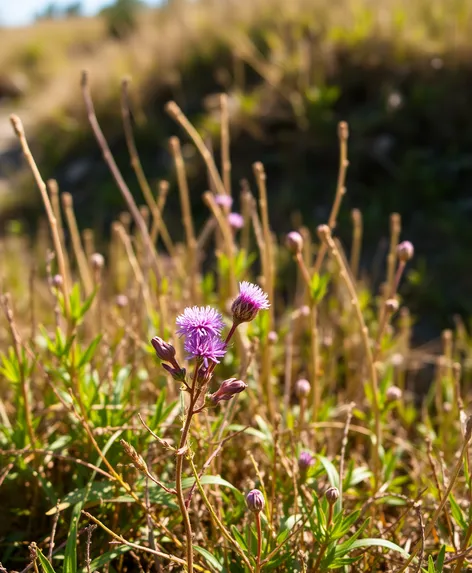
<box><xmin>176</xmin><ymin>306</ymin><xmax>225</xmax><ymax>338</ymax></box>
<box><xmin>184</xmin><ymin>331</ymin><xmax>227</xmax><ymax>365</ymax></box>
<box><xmin>298</xmin><ymin>451</ymin><xmax>314</xmax><ymax>471</ymax></box>
<box><xmin>228</xmin><ymin>212</ymin><xmax>244</xmax><ymax>230</ymax></box>
<box><xmin>231</xmin><ymin>281</ymin><xmax>270</xmax><ymax>324</ymax></box>
<box><xmin>215</xmin><ymin>194</ymin><xmax>233</xmax><ymax>209</ymax></box>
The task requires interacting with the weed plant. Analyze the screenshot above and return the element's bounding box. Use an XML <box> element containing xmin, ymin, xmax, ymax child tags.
<box><xmin>1</xmin><ymin>71</ymin><xmax>472</xmax><ymax>573</ymax></box>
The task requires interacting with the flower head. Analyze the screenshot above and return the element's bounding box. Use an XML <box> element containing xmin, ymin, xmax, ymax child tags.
<box><xmin>228</xmin><ymin>212</ymin><xmax>244</xmax><ymax>230</ymax></box>
<box><xmin>286</xmin><ymin>231</ymin><xmax>304</xmax><ymax>254</ymax></box>
<box><xmin>176</xmin><ymin>306</ymin><xmax>225</xmax><ymax>338</ymax></box>
<box><xmin>325</xmin><ymin>486</ymin><xmax>340</xmax><ymax>505</ymax></box>
<box><xmin>246</xmin><ymin>489</ymin><xmax>265</xmax><ymax>513</ymax></box>
<box><xmin>184</xmin><ymin>331</ymin><xmax>227</xmax><ymax>365</ymax></box>
<box><xmin>397</xmin><ymin>241</ymin><xmax>414</xmax><ymax>262</ymax></box>
<box><xmin>295</xmin><ymin>378</ymin><xmax>311</xmax><ymax>398</ymax></box>
<box><xmin>215</xmin><ymin>194</ymin><xmax>233</xmax><ymax>209</ymax></box>
<box><xmin>210</xmin><ymin>378</ymin><xmax>247</xmax><ymax>405</ymax></box>
<box><xmin>231</xmin><ymin>281</ymin><xmax>270</xmax><ymax>325</ymax></box>
<box><xmin>298</xmin><ymin>451</ymin><xmax>314</xmax><ymax>472</ymax></box>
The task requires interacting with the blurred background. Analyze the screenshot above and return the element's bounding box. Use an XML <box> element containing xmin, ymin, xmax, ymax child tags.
<box><xmin>0</xmin><ymin>0</ymin><xmax>471</xmax><ymax>339</ymax></box>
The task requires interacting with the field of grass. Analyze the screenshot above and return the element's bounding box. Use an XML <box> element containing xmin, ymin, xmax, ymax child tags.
<box><xmin>1</xmin><ymin>56</ymin><xmax>472</xmax><ymax>571</ymax></box>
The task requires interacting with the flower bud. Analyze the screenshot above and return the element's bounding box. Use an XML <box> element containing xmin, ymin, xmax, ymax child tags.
<box><xmin>162</xmin><ymin>363</ymin><xmax>186</xmax><ymax>382</ymax></box>
<box><xmin>397</xmin><ymin>241</ymin><xmax>414</xmax><ymax>262</ymax></box>
<box><xmin>295</xmin><ymin>378</ymin><xmax>311</xmax><ymax>398</ymax></box>
<box><xmin>52</xmin><ymin>274</ymin><xmax>63</xmax><ymax>288</ymax></box>
<box><xmin>325</xmin><ymin>486</ymin><xmax>340</xmax><ymax>505</ymax></box>
<box><xmin>228</xmin><ymin>212</ymin><xmax>244</xmax><ymax>230</ymax></box>
<box><xmin>386</xmin><ymin>385</ymin><xmax>402</xmax><ymax>402</ymax></box>
<box><xmin>215</xmin><ymin>194</ymin><xmax>233</xmax><ymax>209</ymax></box>
<box><xmin>210</xmin><ymin>378</ymin><xmax>247</xmax><ymax>405</ymax></box>
<box><xmin>285</xmin><ymin>231</ymin><xmax>303</xmax><ymax>255</ymax></box>
<box><xmin>385</xmin><ymin>298</ymin><xmax>399</xmax><ymax>314</ymax></box>
<box><xmin>317</xmin><ymin>224</ymin><xmax>331</xmax><ymax>241</ymax></box>
<box><xmin>268</xmin><ymin>331</ymin><xmax>278</xmax><ymax>344</ymax></box>
<box><xmin>90</xmin><ymin>252</ymin><xmax>105</xmax><ymax>270</ymax></box>
<box><xmin>298</xmin><ymin>451</ymin><xmax>314</xmax><ymax>472</ymax></box>
<box><xmin>120</xmin><ymin>439</ymin><xmax>147</xmax><ymax>473</ymax></box>
<box><xmin>151</xmin><ymin>336</ymin><xmax>176</xmax><ymax>363</ymax></box>
<box><xmin>115</xmin><ymin>294</ymin><xmax>129</xmax><ymax>308</ymax></box>
<box><xmin>246</xmin><ymin>489</ymin><xmax>265</xmax><ymax>513</ymax></box>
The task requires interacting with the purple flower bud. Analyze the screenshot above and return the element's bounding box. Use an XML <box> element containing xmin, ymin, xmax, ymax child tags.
<box><xmin>295</xmin><ymin>378</ymin><xmax>311</xmax><ymax>398</ymax></box>
<box><xmin>397</xmin><ymin>241</ymin><xmax>414</xmax><ymax>262</ymax></box>
<box><xmin>298</xmin><ymin>451</ymin><xmax>314</xmax><ymax>472</ymax></box>
<box><xmin>52</xmin><ymin>274</ymin><xmax>63</xmax><ymax>288</ymax></box>
<box><xmin>228</xmin><ymin>212</ymin><xmax>244</xmax><ymax>230</ymax></box>
<box><xmin>231</xmin><ymin>281</ymin><xmax>270</xmax><ymax>325</ymax></box>
<box><xmin>385</xmin><ymin>298</ymin><xmax>399</xmax><ymax>313</ymax></box>
<box><xmin>246</xmin><ymin>489</ymin><xmax>265</xmax><ymax>513</ymax></box>
<box><xmin>325</xmin><ymin>486</ymin><xmax>340</xmax><ymax>505</ymax></box>
<box><xmin>162</xmin><ymin>363</ymin><xmax>186</xmax><ymax>382</ymax></box>
<box><xmin>268</xmin><ymin>331</ymin><xmax>278</xmax><ymax>344</ymax></box>
<box><xmin>386</xmin><ymin>385</ymin><xmax>402</xmax><ymax>402</ymax></box>
<box><xmin>151</xmin><ymin>336</ymin><xmax>176</xmax><ymax>363</ymax></box>
<box><xmin>210</xmin><ymin>378</ymin><xmax>247</xmax><ymax>405</ymax></box>
<box><xmin>115</xmin><ymin>294</ymin><xmax>129</xmax><ymax>308</ymax></box>
<box><xmin>90</xmin><ymin>252</ymin><xmax>105</xmax><ymax>270</ymax></box>
<box><xmin>215</xmin><ymin>194</ymin><xmax>233</xmax><ymax>209</ymax></box>
<box><xmin>286</xmin><ymin>231</ymin><xmax>304</xmax><ymax>254</ymax></box>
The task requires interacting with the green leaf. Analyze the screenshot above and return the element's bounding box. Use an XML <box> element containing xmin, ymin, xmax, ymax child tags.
<box><xmin>77</xmin><ymin>335</ymin><xmax>102</xmax><ymax>369</ymax></box>
<box><xmin>449</xmin><ymin>494</ymin><xmax>467</xmax><ymax>530</ymax></box>
<box><xmin>63</xmin><ymin>502</ymin><xmax>81</xmax><ymax>573</ymax></box>
<box><xmin>193</xmin><ymin>546</ymin><xmax>224</xmax><ymax>572</ymax></box>
<box><xmin>36</xmin><ymin>547</ymin><xmax>57</xmax><ymax>573</ymax></box>
<box><xmin>436</xmin><ymin>544</ymin><xmax>446</xmax><ymax>572</ymax></box>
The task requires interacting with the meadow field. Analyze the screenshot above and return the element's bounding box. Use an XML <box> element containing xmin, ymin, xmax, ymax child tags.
<box><xmin>1</xmin><ymin>0</ymin><xmax>472</xmax><ymax>571</ymax></box>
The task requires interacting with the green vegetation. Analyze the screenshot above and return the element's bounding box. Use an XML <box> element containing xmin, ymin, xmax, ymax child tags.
<box><xmin>1</xmin><ymin>72</ymin><xmax>472</xmax><ymax>571</ymax></box>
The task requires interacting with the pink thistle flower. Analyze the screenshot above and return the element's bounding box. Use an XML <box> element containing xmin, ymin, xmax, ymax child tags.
<box><xmin>215</xmin><ymin>194</ymin><xmax>233</xmax><ymax>209</ymax></box>
<box><xmin>231</xmin><ymin>281</ymin><xmax>270</xmax><ymax>324</ymax></box>
<box><xmin>183</xmin><ymin>331</ymin><xmax>227</xmax><ymax>365</ymax></box>
<box><xmin>176</xmin><ymin>306</ymin><xmax>224</xmax><ymax>338</ymax></box>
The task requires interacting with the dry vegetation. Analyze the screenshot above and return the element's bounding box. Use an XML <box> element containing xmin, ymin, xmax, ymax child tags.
<box><xmin>1</xmin><ymin>1</ymin><xmax>472</xmax><ymax>571</ymax></box>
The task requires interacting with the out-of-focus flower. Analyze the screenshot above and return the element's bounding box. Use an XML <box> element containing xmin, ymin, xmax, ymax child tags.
<box><xmin>325</xmin><ymin>486</ymin><xmax>340</xmax><ymax>505</ymax></box>
<box><xmin>228</xmin><ymin>212</ymin><xmax>244</xmax><ymax>230</ymax></box>
<box><xmin>215</xmin><ymin>194</ymin><xmax>233</xmax><ymax>209</ymax></box>
<box><xmin>90</xmin><ymin>252</ymin><xmax>105</xmax><ymax>270</ymax></box>
<box><xmin>115</xmin><ymin>294</ymin><xmax>128</xmax><ymax>308</ymax></box>
<box><xmin>298</xmin><ymin>451</ymin><xmax>314</xmax><ymax>472</ymax></box>
<box><xmin>52</xmin><ymin>274</ymin><xmax>63</xmax><ymax>288</ymax></box>
<box><xmin>295</xmin><ymin>378</ymin><xmax>311</xmax><ymax>398</ymax></box>
<box><xmin>286</xmin><ymin>231</ymin><xmax>303</xmax><ymax>254</ymax></box>
<box><xmin>397</xmin><ymin>241</ymin><xmax>414</xmax><ymax>262</ymax></box>
<box><xmin>386</xmin><ymin>385</ymin><xmax>402</xmax><ymax>402</ymax></box>
<box><xmin>231</xmin><ymin>281</ymin><xmax>270</xmax><ymax>325</ymax></box>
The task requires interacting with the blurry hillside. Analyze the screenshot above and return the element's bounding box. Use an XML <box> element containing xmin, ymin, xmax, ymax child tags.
<box><xmin>1</xmin><ymin>0</ymin><xmax>472</xmax><ymax>333</ymax></box>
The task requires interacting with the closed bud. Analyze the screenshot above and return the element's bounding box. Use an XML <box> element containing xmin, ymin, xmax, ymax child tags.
<box><xmin>386</xmin><ymin>385</ymin><xmax>402</xmax><ymax>402</ymax></box>
<box><xmin>246</xmin><ymin>489</ymin><xmax>265</xmax><ymax>513</ymax></box>
<box><xmin>90</xmin><ymin>252</ymin><xmax>105</xmax><ymax>270</ymax></box>
<box><xmin>115</xmin><ymin>294</ymin><xmax>128</xmax><ymax>308</ymax></box>
<box><xmin>162</xmin><ymin>363</ymin><xmax>186</xmax><ymax>382</ymax></box>
<box><xmin>286</xmin><ymin>231</ymin><xmax>304</xmax><ymax>255</ymax></box>
<box><xmin>317</xmin><ymin>224</ymin><xmax>331</xmax><ymax>241</ymax></box>
<box><xmin>397</xmin><ymin>241</ymin><xmax>414</xmax><ymax>262</ymax></box>
<box><xmin>295</xmin><ymin>378</ymin><xmax>311</xmax><ymax>398</ymax></box>
<box><xmin>120</xmin><ymin>439</ymin><xmax>147</xmax><ymax>473</ymax></box>
<box><xmin>210</xmin><ymin>378</ymin><xmax>247</xmax><ymax>405</ymax></box>
<box><xmin>268</xmin><ymin>331</ymin><xmax>278</xmax><ymax>344</ymax></box>
<box><xmin>325</xmin><ymin>486</ymin><xmax>340</xmax><ymax>505</ymax></box>
<box><xmin>52</xmin><ymin>274</ymin><xmax>63</xmax><ymax>288</ymax></box>
<box><xmin>385</xmin><ymin>298</ymin><xmax>399</xmax><ymax>313</ymax></box>
<box><xmin>151</xmin><ymin>336</ymin><xmax>176</xmax><ymax>363</ymax></box>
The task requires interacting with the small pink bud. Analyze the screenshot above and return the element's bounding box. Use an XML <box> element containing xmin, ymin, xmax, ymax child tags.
<box><xmin>210</xmin><ymin>378</ymin><xmax>247</xmax><ymax>405</ymax></box>
<box><xmin>151</xmin><ymin>336</ymin><xmax>176</xmax><ymax>363</ymax></box>
<box><xmin>285</xmin><ymin>231</ymin><xmax>304</xmax><ymax>254</ymax></box>
<box><xmin>295</xmin><ymin>378</ymin><xmax>311</xmax><ymax>398</ymax></box>
<box><xmin>246</xmin><ymin>489</ymin><xmax>265</xmax><ymax>513</ymax></box>
<box><xmin>397</xmin><ymin>241</ymin><xmax>414</xmax><ymax>262</ymax></box>
<box><xmin>325</xmin><ymin>486</ymin><xmax>340</xmax><ymax>504</ymax></box>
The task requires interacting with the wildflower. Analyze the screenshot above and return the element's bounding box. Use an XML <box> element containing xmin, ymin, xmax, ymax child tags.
<box><xmin>151</xmin><ymin>336</ymin><xmax>176</xmax><ymax>363</ymax></box>
<box><xmin>385</xmin><ymin>298</ymin><xmax>399</xmax><ymax>313</ymax></box>
<box><xmin>184</xmin><ymin>331</ymin><xmax>227</xmax><ymax>365</ymax></box>
<box><xmin>176</xmin><ymin>306</ymin><xmax>224</xmax><ymax>338</ymax></box>
<box><xmin>115</xmin><ymin>294</ymin><xmax>128</xmax><ymax>308</ymax></box>
<box><xmin>228</xmin><ymin>212</ymin><xmax>244</xmax><ymax>230</ymax></box>
<box><xmin>298</xmin><ymin>451</ymin><xmax>314</xmax><ymax>472</ymax></box>
<box><xmin>268</xmin><ymin>331</ymin><xmax>278</xmax><ymax>344</ymax></box>
<box><xmin>295</xmin><ymin>378</ymin><xmax>311</xmax><ymax>398</ymax></box>
<box><xmin>209</xmin><ymin>378</ymin><xmax>247</xmax><ymax>405</ymax></box>
<box><xmin>386</xmin><ymin>385</ymin><xmax>402</xmax><ymax>402</ymax></box>
<box><xmin>325</xmin><ymin>486</ymin><xmax>340</xmax><ymax>505</ymax></box>
<box><xmin>215</xmin><ymin>194</ymin><xmax>233</xmax><ymax>209</ymax></box>
<box><xmin>231</xmin><ymin>281</ymin><xmax>270</xmax><ymax>325</ymax></box>
<box><xmin>52</xmin><ymin>274</ymin><xmax>63</xmax><ymax>288</ymax></box>
<box><xmin>246</xmin><ymin>489</ymin><xmax>265</xmax><ymax>513</ymax></box>
<box><xmin>90</xmin><ymin>252</ymin><xmax>105</xmax><ymax>270</ymax></box>
<box><xmin>286</xmin><ymin>231</ymin><xmax>303</xmax><ymax>255</ymax></box>
<box><xmin>397</xmin><ymin>241</ymin><xmax>414</xmax><ymax>262</ymax></box>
